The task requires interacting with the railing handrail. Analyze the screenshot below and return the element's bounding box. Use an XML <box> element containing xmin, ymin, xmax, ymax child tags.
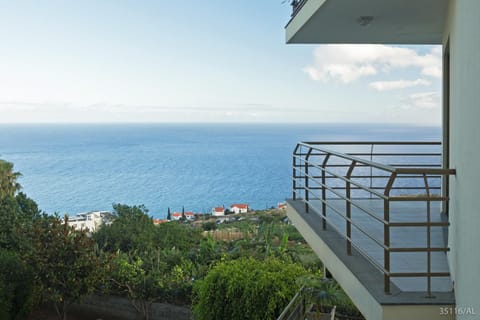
<box><xmin>277</xmin><ymin>285</ymin><xmax>305</xmax><ymax>320</ymax></box>
<box><xmin>292</xmin><ymin>141</ymin><xmax>455</xmax><ymax>295</ymax></box>
<box><xmin>296</xmin><ymin>142</ymin><xmax>453</xmax><ymax>177</ymax></box>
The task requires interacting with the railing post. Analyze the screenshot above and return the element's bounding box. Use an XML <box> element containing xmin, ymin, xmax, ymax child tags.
<box><xmin>346</xmin><ymin>161</ymin><xmax>356</xmax><ymax>255</ymax></box>
<box><xmin>321</xmin><ymin>154</ymin><xmax>330</xmax><ymax>230</ymax></box>
<box><xmin>384</xmin><ymin>173</ymin><xmax>396</xmax><ymax>294</ymax></box>
<box><xmin>293</xmin><ymin>144</ymin><xmax>300</xmax><ymax>200</ymax></box>
<box><xmin>423</xmin><ymin>173</ymin><xmax>433</xmax><ymax>297</ymax></box>
<box><xmin>305</xmin><ymin>148</ymin><xmax>313</xmax><ymax>213</ymax></box>
<box><xmin>369</xmin><ymin>143</ymin><xmax>374</xmax><ymax>199</ymax></box>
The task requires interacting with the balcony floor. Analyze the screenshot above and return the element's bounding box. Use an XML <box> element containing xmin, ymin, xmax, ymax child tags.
<box><xmin>287</xmin><ymin>199</ymin><xmax>454</xmax><ymax>304</ymax></box>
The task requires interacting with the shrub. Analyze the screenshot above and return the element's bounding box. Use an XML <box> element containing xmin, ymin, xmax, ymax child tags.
<box><xmin>192</xmin><ymin>257</ymin><xmax>307</xmax><ymax>320</ymax></box>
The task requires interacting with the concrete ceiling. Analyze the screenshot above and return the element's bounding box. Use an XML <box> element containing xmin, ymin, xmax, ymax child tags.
<box><xmin>286</xmin><ymin>0</ymin><xmax>449</xmax><ymax>44</ymax></box>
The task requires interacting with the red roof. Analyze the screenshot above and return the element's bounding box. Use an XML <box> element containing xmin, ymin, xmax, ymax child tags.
<box><xmin>172</xmin><ymin>212</ymin><xmax>182</xmax><ymax>217</ymax></box>
<box><xmin>231</xmin><ymin>204</ymin><xmax>248</xmax><ymax>209</ymax></box>
<box><xmin>214</xmin><ymin>207</ymin><xmax>225</xmax><ymax>212</ymax></box>
<box><xmin>185</xmin><ymin>212</ymin><xmax>194</xmax><ymax>216</ymax></box>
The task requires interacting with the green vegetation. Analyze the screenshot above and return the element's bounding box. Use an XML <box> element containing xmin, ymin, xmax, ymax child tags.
<box><xmin>193</xmin><ymin>257</ymin><xmax>307</xmax><ymax>320</ymax></box>
<box><xmin>25</xmin><ymin>216</ymin><xmax>107</xmax><ymax>320</ymax></box>
<box><xmin>0</xmin><ymin>158</ymin><xmax>362</xmax><ymax>320</ymax></box>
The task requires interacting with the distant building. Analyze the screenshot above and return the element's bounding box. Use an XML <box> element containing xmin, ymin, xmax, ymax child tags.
<box><xmin>153</xmin><ymin>219</ymin><xmax>168</xmax><ymax>225</ymax></box>
<box><xmin>230</xmin><ymin>204</ymin><xmax>249</xmax><ymax>214</ymax></box>
<box><xmin>277</xmin><ymin>202</ymin><xmax>287</xmax><ymax>210</ymax></box>
<box><xmin>212</xmin><ymin>207</ymin><xmax>225</xmax><ymax>216</ymax></box>
<box><xmin>172</xmin><ymin>212</ymin><xmax>182</xmax><ymax>221</ymax></box>
<box><xmin>67</xmin><ymin>211</ymin><xmax>114</xmax><ymax>232</ymax></box>
<box><xmin>171</xmin><ymin>212</ymin><xmax>195</xmax><ymax>221</ymax></box>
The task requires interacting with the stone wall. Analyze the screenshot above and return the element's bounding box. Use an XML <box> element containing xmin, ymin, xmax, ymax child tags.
<box><xmin>70</xmin><ymin>295</ymin><xmax>192</xmax><ymax>320</ymax></box>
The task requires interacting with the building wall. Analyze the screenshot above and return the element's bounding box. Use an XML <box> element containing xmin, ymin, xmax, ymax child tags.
<box><xmin>444</xmin><ymin>1</ymin><xmax>480</xmax><ymax>318</ymax></box>
<box><xmin>231</xmin><ymin>207</ymin><xmax>247</xmax><ymax>214</ymax></box>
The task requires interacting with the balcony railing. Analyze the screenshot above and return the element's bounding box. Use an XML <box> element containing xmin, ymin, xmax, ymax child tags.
<box><xmin>290</xmin><ymin>0</ymin><xmax>308</xmax><ymax>17</ymax></box>
<box><xmin>292</xmin><ymin>141</ymin><xmax>455</xmax><ymax>295</ymax></box>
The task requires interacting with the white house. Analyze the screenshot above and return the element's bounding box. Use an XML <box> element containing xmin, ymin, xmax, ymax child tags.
<box><xmin>184</xmin><ymin>211</ymin><xmax>195</xmax><ymax>221</ymax></box>
<box><xmin>285</xmin><ymin>1</ymin><xmax>480</xmax><ymax>319</ymax></box>
<box><xmin>230</xmin><ymin>204</ymin><xmax>248</xmax><ymax>214</ymax></box>
<box><xmin>171</xmin><ymin>212</ymin><xmax>182</xmax><ymax>221</ymax></box>
<box><xmin>67</xmin><ymin>211</ymin><xmax>114</xmax><ymax>232</ymax></box>
<box><xmin>212</xmin><ymin>207</ymin><xmax>225</xmax><ymax>216</ymax></box>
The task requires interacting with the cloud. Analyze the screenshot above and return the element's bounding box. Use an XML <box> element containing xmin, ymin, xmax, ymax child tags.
<box><xmin>401</xmin><ymin>92</ymin><xmax>440</xmax><ymax>109</ymax></box>
<box><xmin>369</xmin><ymin>78</ymin><xmax>431</xmax><ymax>91</ymax></box>
<box><xmin>304</xmin><ymin>45</ymin><xmax>442</xmax><ymax>83</ymax></box>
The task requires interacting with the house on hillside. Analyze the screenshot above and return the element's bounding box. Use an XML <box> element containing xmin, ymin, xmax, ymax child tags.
<box><xmin>230</xmin><ymin>204</ymin><xmax>249</xmax><ymax>214</ymax></box>
<box><xmin>277</xmin><ymin>202</ymin><xmax>287</xmax><ymax>210</ymax></box>
<box><xmin>184</xmin><ymin>211</ymin><xmax>195</xmax><ymax>221</ymax></box>
<box><xmin>171</xmin><ymin>212</ymin><xmax>194</xmax><ymax>221</ymax></box>
<box><xmin>171</xmin><ymin>212</ymin><xmax>182</xmax><ymax>221</ymax></box>
<box><xmin>212</xmin><ymin>207</ymin><xmax>225</xmax><ymax>216</ymax></box>
<box><xmin>67</xmin><ymin>211</ymin><xmax>114</xmax><ymax>232</ymax></box>
<box><xmin>285</xmin><ymin>1</ymin><xmax>479</xmax><ymax>319</ymax></box>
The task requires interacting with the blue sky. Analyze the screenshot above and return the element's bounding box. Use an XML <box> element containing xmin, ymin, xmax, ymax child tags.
<box><xmin>0</xmin><ymin>1</ymin><xmax>441</xmax><ymax>125</ymax></box>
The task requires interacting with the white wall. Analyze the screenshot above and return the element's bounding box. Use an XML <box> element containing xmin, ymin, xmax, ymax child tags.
<box><xmin>444</xmin><ymin>1</ymin><xmax>480</xmax><ymax>318</ymax></box>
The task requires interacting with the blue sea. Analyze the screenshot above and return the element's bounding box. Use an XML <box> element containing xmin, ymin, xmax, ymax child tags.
<box><xmin>0</xmin><ymin>123</ymin><xmax>440</xmax><ymax>218</ymax></box>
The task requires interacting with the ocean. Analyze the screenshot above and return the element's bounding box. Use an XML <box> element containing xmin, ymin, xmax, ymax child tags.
<box><xmin>0</xmin><ymin>123</ymin><xmax>440</xmax><ymax>218</ymax></box>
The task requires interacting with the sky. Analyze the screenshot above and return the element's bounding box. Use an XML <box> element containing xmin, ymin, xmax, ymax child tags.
<box><xmin>0</xmin><ymin>1</ymin><xmax>442</xmax><ymax>125</ymax></box>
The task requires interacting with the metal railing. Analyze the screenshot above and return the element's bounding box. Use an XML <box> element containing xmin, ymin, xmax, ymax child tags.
<box><xmin>292</xmin><ymin>142</ymin><xmax>455</xmax><ymax>295</ymax></box>
<box><xmin>290</xmin><ymin>0</ymin><xmax>308</xmax><ymax>18</ymax></box>
<box><xmin>277</xmin><ymin>286</ymin><xmax>305</xmax><ymax>320</ymax></box>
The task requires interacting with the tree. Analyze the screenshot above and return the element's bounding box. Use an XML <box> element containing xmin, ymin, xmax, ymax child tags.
<box><xmin>167</xmin><ymin>207</ymin><xmax>171</xmax><ymax>221</ymax></box>
<box><xmin>0</xmin><ymin>249</ymin><xmax>36</xmax><ymax>320</ymax></box>
<box><xmin>94</xmin><ymin>204</ymin><xmax>156</xmax><ymax>252</ymax></box>
<box><xmin>25</xmin><ymin>216</ymin><xmax>106</xmax><ymax>320</ymax></box>
<box><xmin>181</xmin><ymin>206</ymin><xmax>186</xmax><ymax>220</ymax></box>
<box><xmin>193</xmin><ymin>257</ymin><xmax>307</xmax><ymax>320</ymax></box>
<box><xmin>0</xmin><ymin>160</ymin><xmax>22</xmax><ymax>198</ymax></box>
<box><xmin>109</xmin><ymin>250</ymin><xmax>195</xmax><ymax>320</ymax></box>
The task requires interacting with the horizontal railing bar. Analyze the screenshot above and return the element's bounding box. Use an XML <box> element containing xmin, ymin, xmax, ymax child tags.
<box><xmin>389</xmin><ymin>272</ymin><xmax>450</xmax><ymax>278</ymax></box>
<box><xmin>302</xmin><ymin>162</ymin><xmax>389</xmax><ymax>200</ymax></box>
<box><xmin>297</xmin><ymin>143</ymin><xmax>397</xmax><ymax>172</ymax></box>
<box><xmin>295</xmin><ymin>153</ymin><xmax>441</xmax><ymax>157</ymax></box>
<box><xmin>389</xmin><ymin>247</ymin><xmax>449</xmax><ymax>252</ymax></box>
<box><xmin>294</xmin><ymin>175</ymin><xmax>442</xmax><ymax>180</ymax></box>
<box><xmin>388</xmin><ymin>164</ymin><xmax>442</xmax><ymax>167</ymax></box>
<box><xmin>389</xmin><ymin>196</ymin><xmax>448</xmax><ymax>201</ymax></box>
<box><xmin>304</xmin><ymin>171</ymin><xmax>387</xmax><ymax>200</ymax></box>
<box><xmin>294</xmin><ymin>160</ymin><xmax>442</xmax><ymax>168</ymax></box>
<box><xmin>389</xmin><ymin>222</ymin><xmax>449</xmax><ymax>227</ymax></box>
<box><xmin>395</xmin><ymin>168</ymin><xmax>456</xmax><ymax>175</ymax></box>
<box><xmin>301</xmin><ymin>141</ymin><xmax>441</xmax><ymax>146</ymax></box>
<box><xmin>293</xmin><ymin>185</ymin><xmax>441</xmax><ymax>192</ymax></box>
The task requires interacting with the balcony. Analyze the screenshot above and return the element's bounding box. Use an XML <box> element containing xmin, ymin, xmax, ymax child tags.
<box><xmin>285</xmin><ymin>0</ymin><xmax>448</xmax><ymax>44</ymax></box>
<box><xmin>287</xmin><ymin>142</ymin><xmax>456</xmax><ymax>320</ymax></box>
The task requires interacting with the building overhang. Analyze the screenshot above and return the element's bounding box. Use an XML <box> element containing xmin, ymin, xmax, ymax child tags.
<box><xmin>286</xmin><ymin>0</ymin><xmax>448</xmax><ymax>44</ymax></box>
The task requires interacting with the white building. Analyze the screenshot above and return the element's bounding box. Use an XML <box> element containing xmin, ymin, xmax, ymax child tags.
<box><xmin>212</xmin><ymin>207</ymin><xmax>225</xmax><ymax>216</ymax></box>
<box><xmin>171</xmin><ymin>212</ymin><xmax>182</xmax><ymax>221</ymax></box>
<box><xmin>185</xmin><ymin>211</ymin><xmax>195</xmax><ymax>221</ymax></box>
<box><xmin>67</xmin><ymin>211</ymin><xmax>114</xmax><ymax>232</ymax></box>
<box><xmin>230</xmin><ymin>204</ymin><xmax>249</xmax><ymax>214</ymax></box>
<box><xmin>285</xmin><ymin>1</ymin><xmax>480</xmax><ymax>319</ymax></box>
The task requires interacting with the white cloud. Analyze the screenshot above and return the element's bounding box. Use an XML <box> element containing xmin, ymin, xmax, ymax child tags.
<box><xmin>369</xmin><ymin>78</ymin><xmax>431</xmax><ymax>91</ymax></box>
<box><xmin>401</xmin><ymin>92</ymin><xmax>440</xmax><ymax>109</ymax></box>
<box><xmin>304</xmin><ymin>45</ymin><xmax>442</xmax><ymax>83</ymax></box>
